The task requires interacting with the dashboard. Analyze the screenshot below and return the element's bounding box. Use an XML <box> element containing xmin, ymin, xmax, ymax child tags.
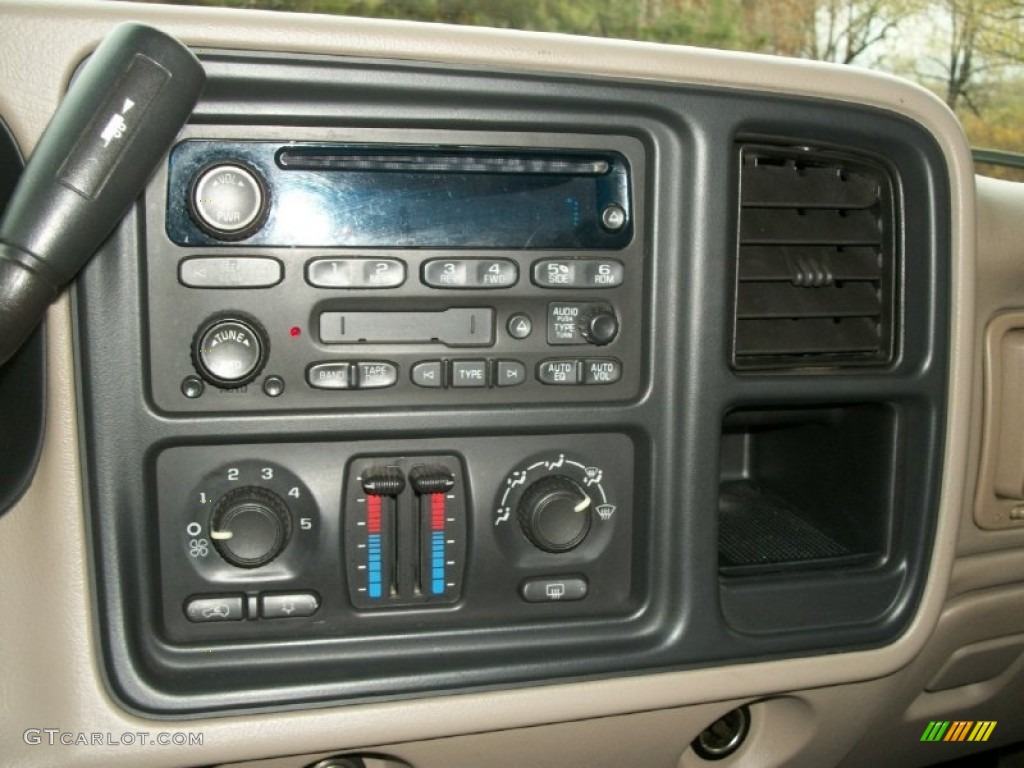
<box><xmin>2</xmin><ymin>1</ymin><xmax>1023</xmax><ymax>767</ymax></box>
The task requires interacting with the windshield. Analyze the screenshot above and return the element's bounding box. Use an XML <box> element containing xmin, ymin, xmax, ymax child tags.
<box><xmin>125</xmin><ymin>0</ymin><xmax>1024</xmax><ymax>179</ymax></box>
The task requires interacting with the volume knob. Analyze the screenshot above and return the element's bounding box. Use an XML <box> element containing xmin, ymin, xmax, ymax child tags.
<box><xmin>517</xmin><ymin>475</ymin><xmax>593</xmax><ymax>553</ymax></box>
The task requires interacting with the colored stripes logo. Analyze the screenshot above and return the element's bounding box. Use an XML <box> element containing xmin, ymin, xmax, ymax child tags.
<box><xmin>921</xmin><ymin>721</ymin><xmax>997</xmax><ymax>742</ymax></box>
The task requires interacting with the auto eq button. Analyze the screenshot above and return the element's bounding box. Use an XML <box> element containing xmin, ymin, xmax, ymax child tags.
<box><xmin>537</xmin><ymin>359</ymin><xmax>581</xmax><ymax>385</ymax></box>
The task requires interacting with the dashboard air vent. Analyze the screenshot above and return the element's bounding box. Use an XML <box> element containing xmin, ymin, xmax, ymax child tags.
<box><xmin>733</xmin><ymin>144</ymin><xmax>897</xmax><ymax>370</ymax></box>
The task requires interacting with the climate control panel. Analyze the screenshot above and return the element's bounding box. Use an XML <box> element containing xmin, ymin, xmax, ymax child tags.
<box><xmin>155</xmin><ymin>435</ymin><xmax>633</xmax><ymax>641</ymax></box>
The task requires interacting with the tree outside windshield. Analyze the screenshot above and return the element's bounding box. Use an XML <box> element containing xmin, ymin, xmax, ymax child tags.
<box><xmin>130</xmin><ymin>0</ymin><xmax>1024</xmax><ymax>178</ymax></box>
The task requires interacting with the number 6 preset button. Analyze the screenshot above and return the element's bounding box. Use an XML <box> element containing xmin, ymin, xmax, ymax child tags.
<box><xmin>532</xmin><ymin>259</ymin><xmax>623</xmax><ymax>288</ymax></box>
<box><xmin>306</xmin><ymin>258</ymin><xmax>406</xmax><ymax>288</ymax></box>
<box><xmin>422</xmin><ymin>258</ymin><xmax>518</xmax><ymax>288</ymax></box>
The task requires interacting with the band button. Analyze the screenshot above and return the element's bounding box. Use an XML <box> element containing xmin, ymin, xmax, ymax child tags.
<box><xmin>306</xmin><ymin>362</ymin><xmax>353</xmax><ymax>389</ymax></box>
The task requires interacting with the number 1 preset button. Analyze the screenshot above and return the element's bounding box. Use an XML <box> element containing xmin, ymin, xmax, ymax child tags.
<box><xmin>306</xmin><ymin>258</ymin><xmax>406</xmax><ymax>288</ymax></box>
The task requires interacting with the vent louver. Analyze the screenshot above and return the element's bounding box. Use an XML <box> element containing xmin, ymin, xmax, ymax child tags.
<box><xmin>733</xmin><ymin>144</ymin><xmax>897</xmax><ymax>370</ymax></box>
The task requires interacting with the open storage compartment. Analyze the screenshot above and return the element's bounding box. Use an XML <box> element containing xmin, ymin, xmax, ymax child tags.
<box><xmin>719</xmin><ymin>404</ymin><xmax>896</xmax><ymax>576</ymax></box>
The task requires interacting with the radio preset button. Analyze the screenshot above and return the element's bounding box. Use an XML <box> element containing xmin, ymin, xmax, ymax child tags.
<box><xmin>180</xmin><ymin>256</ymin><xmax>282</xmax><ymax>289</ymax></box>
<box><xmin>356</xmin><ymin>362</ymin><xmax>398</xmax><ymax>389</ymax></box>
<box><xmin>583</xmin><ymin>359</ymin><xmax>622</xmax><ymax>384</ymax></box>
<box><xmin>451</xmin><ymin>360</ymin><xmax>488</xmax><ymax>387</ymax></box>
<box><xmin>307</xmin><ymin>258</ymin><xmax>406</xmax><ymax>289</ymax></box>
<box><xmin>423</xmin><ymin>259</ymin><xmax>518</xmax><ymax>289</ymax></box>
<box><xmin>496</xmin><ymin>360</ymin><xmax>527</xmax><ymax>387</ymax></box>
<box><xmin>412</xmin><ymin>361</ymin><xmax>444</xmax><ymax>388</ymax></box>
<box><xmin>190</xmin><ymin>163</ymin><xmax>268</xmax><ymax>240</ymax></box>
<box><xmin>584</xmin><ymin>260</ymin><xmax>624</xmax><ymax>287</ymax></box>
<box><xmin>533</xmin><ymin>259</ymin><xmax>624</xmax><ymax>289</ymax></box>
<box><xmin>538</xmin><ymin>359</ymin><xmax>581</xmax><ymax>385</ymax></box>
<box><xmin>307</xmin><ymin>362</ymin><xmax>353</xmax><ymax>389</ymax></box>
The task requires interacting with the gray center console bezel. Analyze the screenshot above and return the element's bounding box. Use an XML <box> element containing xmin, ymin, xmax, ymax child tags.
<box><xmin>74</xmin><ymin>48</ymin><xmax>950</xmax><ymax>715</ymax></box>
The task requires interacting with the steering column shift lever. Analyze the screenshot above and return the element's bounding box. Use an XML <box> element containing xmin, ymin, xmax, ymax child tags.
<box><xmin>0</xmin><ymin>23</ymin><xmax>204</xmax><ymax>365</ymax></box>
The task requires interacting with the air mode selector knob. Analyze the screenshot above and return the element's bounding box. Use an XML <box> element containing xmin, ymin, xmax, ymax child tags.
<box><xmin>210</xmin><ymin>486</ymin><xmax>292</xmax><ymax>569</ymax></box>
<box><xmin>191</xmin><ymin>313</ymin><xmax>268</xmax><ymax>389</ymax></box>
<box><xmin>517</xmin><ymin>475</ymin><xmax>593</xmax><ymax>553</ymax></box>
<box><xmin>579</xmin><ymin>308</ymin><xmax>619</xmax><ymax>346</ymax></box>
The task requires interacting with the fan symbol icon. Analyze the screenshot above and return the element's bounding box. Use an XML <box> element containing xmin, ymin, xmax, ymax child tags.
<box><xmin>189</xmin><ymin>538</ymin><xmax>210</xmax><ymax>557</ymax></box>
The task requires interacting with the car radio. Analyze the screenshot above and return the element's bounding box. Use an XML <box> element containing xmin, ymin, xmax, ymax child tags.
<box><xmin>143</xmin><ymin>128</ymin><xmax>646</xmax><ymax>412</ymax></box>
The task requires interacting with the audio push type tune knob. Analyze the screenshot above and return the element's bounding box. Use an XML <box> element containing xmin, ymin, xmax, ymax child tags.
<box><xmin>191</xmin><ymin>313</ymin><xmax>268</xmax><ymax>389</ymax></box>
<box><xmin>517</xmin><ymin>475</ymin><xmax>594</xmax><ymax>553</ymax></box>
<box><xmin>210</xmin><ymin>486</ymin><xmax>292</xmax><ymax>568</ymax></box>
<box><xmin>579</xmin><ymin>307</ymin><xmax>619</xmax><ymax>346</ymax></box>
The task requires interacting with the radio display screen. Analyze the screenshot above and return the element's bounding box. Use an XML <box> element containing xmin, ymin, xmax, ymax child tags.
<box><xmin>167</xmin><ymin>142</ymin><xmax>633</xmax><ymax>249</ymax></box>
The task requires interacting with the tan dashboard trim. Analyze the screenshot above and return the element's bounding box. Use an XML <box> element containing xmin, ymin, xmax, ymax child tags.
<box><xmin>0</xmin><ymin>1</ymin><xmax>974</xmax><ymax>765</ymax></box>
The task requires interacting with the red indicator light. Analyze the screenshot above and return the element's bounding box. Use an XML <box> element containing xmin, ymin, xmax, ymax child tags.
<box><xmin>431</xmin><ymin>493</ymin><xmax>445</xmax><ymax>531</ymax></box>
<box><xmin>289</xmin><ymin>326</ymin><xmax>302</xmax><ymax>338</ymax></box>
<box><xmin>367</xmin><ymin>494</ymin><xmax>382</xmax><ymax>534</ymax></box>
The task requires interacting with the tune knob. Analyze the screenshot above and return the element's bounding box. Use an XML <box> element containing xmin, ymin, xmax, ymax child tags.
<box><xmin>579</xmin><ymin>308</ymin><xmax>619</xmax><ymax>346</ymax></box>
<box><xmin>191</xmin><ymin>313</ymin><xmax>268</xmax><ymax>389</ymax></box>
<box><xmin>517</xmin><ymin>475</ymin><xmax>593</xmax><ymax>553</ymax></box>
<box><xmin>210</xmin><ymin>486</ymin><xmax>292</xmax><ymax>568</ymax></box>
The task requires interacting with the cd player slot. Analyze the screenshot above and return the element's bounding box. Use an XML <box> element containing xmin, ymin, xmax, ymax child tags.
<box><xmin>319</xmin><ymin>308</ymin><xmax>495</xmax><ymax>347</ymax></box>
<box><xmin>277</xmin><ymin>148</ymin><xmax>611</xmax><ymax>175</ymax></box>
